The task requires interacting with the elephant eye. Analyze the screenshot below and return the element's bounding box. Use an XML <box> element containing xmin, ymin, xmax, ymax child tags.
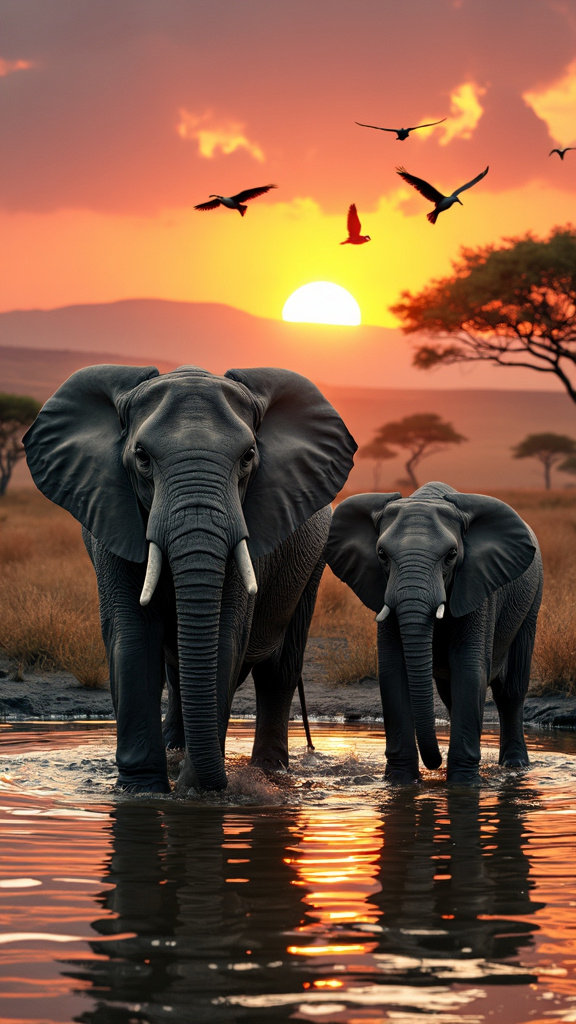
<box><xmin>241</xmin><ymin>446</ymin><xmax>256</xmax><ymax>467</ymax></box>
<box><xmin>134</xmin><ymin>444</ymin><xmax>151</xmax><ymax>470</ymax></box>
<box><xmin>444</xmin><ymin>548</ymin><xmax>458</xmax><ymax>565</ymax></box>
<box><xmin>377</xmin><ymin>548</ymin><xmax>389</xmax><ymax>566</ymax></box>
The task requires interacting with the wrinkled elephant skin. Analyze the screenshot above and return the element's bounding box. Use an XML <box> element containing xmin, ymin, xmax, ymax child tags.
<box><xmin>24</xmin><ymin>364</ymin><xmax>356</xmax><ymax>793</ymax></box>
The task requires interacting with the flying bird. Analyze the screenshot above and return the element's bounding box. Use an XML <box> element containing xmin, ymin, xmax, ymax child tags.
<box><xmin>340</xmin><ymin>203</ymin><xmax>371</xmax><ymax>245</ymax></box>
<box><xmin>356</xmin><ymin>118</ymin><xmax>446</xmax><ymax>141</ymax></box>
<box><xmin>396</xmin><ymin>165</ymin><xmax>489</xmax><ymax>224</ymax></box>
<box><xmin>549</xmin><ymin>147</ymin><xmax>575</xmax><ymax>160</ymax></box>
<box><xmin>194</xmin><ymin>184</ymin><xmax>277</xmax><ymax>216</ymax></box>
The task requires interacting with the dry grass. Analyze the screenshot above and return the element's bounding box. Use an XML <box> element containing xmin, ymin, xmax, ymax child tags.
<box><xmin>2</xmin><ymin>487</ymin><xmax>576</xmax><ymax>694</ymax></box>
<box><xmin>0</xmin><ymin>490</ymin><xmax>107</xmax><ymax>687</ymax></box>
<box><xmin>310</xmin><ymin>568</ymin><xmax>378</xmax><ymax>684</ymax></box>
<box><xmin>311</xmin><ymin>489</ymin><xmax>576</xmax><ymax>694</ymax></box>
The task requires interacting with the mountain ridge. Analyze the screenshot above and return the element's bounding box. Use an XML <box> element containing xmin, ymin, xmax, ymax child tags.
<box><xmin>0</xmin><ymin>297</ymin><xmax>564</xmax><ymax>391</ymax></box>
<box><xmin>3</xmin><ymin>341</ymin><xmax>574</xmax><ymax>492</ymax></box>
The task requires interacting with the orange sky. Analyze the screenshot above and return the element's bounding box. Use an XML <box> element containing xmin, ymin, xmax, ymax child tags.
<box><xmin>1</xmin><ymin>0</ymin><xmax>575</xmax><ymax>327</ymax></box>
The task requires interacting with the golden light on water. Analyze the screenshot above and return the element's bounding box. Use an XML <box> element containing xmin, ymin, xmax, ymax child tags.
<box><xmin>285</xmin><ymin>806</ymin><xmax>383</xmax><ymax>963</ymax></box>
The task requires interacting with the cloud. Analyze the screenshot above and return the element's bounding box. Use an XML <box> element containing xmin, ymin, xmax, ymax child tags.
<box><xmin>0</xmin><ymin>58</ymin><xmax>33</xmax><ymax>77</ymax></box>
<box><xmin>523</xmin><ymin>59</ymin><xmax>576</xmax><ymax>145</ymax></box>
<box><xmin>176</xmin><ymin>109</ymin><xmax>265</xmax><ymax>162</ymax></box>
<box><xmin>437</xmin><ymin>81</ymin><xmax>486</xmax><ymax>145</ymax></box>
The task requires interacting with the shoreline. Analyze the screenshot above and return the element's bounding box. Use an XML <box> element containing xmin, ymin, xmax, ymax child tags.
<box><xmin>2</xmin><ymin>641</ymin><xmax>576</xmax><ymax>731</ymax></box>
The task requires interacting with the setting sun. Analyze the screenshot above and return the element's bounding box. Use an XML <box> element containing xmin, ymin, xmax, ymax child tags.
<box><xmin>282</xmin><ymin>282</ymin><xmax>361</xmax><ymax>326</ymax></box>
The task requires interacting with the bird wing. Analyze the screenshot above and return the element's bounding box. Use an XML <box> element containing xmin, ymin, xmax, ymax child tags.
<box><xmin>356</xmin><ymin>122</ymin><xmax>398</xmax><ymax>133</ymax></box>
<box><xmin>232</xmin><ymin>184</ymin><xmax>277</xmax><ymax>203</ymax></box>
<box><xmin>405</xmin><ymin>117</ymin><xmax>447</xmax><ymax>132</ymax></box>
<box><xmin>549</xmin><ymin>149</ymin><xmax>561</xmax><ymax>156</ymax></box>
<box><xmin>452</xmin><ymin>165</ymin><xmax>489</xmax><ymax>197</ymax></box>
<box><xmin>194</xmin><ymin>199</ymin><xmax>221</xmax><ymax>211</ymax></box>
<box><xmin>347</xmin><ymin>203</ymin><xmax>361</xmax><ymax>235</ymax></box>
<box><xmin>396</xmin><ymin>166</ymin><xmax>445</xmax><ymax>204</ymax></box>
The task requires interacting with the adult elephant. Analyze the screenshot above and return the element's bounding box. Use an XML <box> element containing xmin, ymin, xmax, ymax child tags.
<box><xmin>24</xmin><ymin>364</ymin><xmax>356</xmax><ymax>793</ymax></box>
<box><xmin>327</xmin><ymin>481</ymin><xmax>543</xmax><ymax>784</ymax></box>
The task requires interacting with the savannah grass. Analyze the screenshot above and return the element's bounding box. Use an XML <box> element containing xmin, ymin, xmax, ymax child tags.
<box><xmin>0</xmin><ymin>489</ymin><xmax>107</xmax><ymax>687</ymax></box>
<box><xmin>1</xmin><ymin>488</ymin><xmax>576</xmax><ymax>693</ymax></box>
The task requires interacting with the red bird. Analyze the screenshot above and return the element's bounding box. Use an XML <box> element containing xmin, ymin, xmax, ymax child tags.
<box><xmin>340</xmin><ymin>204</ymin><xmax>371</xmax><ymax>245</ymax></box>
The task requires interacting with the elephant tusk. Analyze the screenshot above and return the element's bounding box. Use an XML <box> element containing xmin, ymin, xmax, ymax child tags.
<box><xmin>376</xmin><ymin>603</ymin><xmax>390</xmax><ymax>622</ymax></box>
<box><xmin>436</xmin><ymin>603</ymin><xmax>445</xmax><ymax>619</ymax></box>
<box><xmin>140</xmin><ymin>542</ymin><xmax>163</xmax><ymax>606</ymax></box>
<box><xmin>234</xmin><ymin>539</ymin><xmax>258</xmax><ymax>596</ymax></box>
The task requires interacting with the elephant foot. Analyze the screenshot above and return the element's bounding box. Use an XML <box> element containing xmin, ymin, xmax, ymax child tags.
<box><xmin>385</xmin><ymin>766</ymin><xmax>420</xmax><ymax>785</ymax></box>
<box><xmin>162</xmin><ymin>712</ymin><xmax>185</xmax><ymax>750</ymax></box>
<box><xmin>500</xmin><ymin>756</ymin><xmax>530</xmax><ymax>769</ymax></box>
<box><xmin>163</xmin><ymin>726</ymin><xmax>185</xmax><ymax>750</ymax></box>
<box><xmin>251</xmin><ymin>756</ymin><xmax>289</xmax><ymax>773</ymax></box>
<box><xmin>115</xmin><ymin>778</ymin><xmax>171</xmax><ymax>794</ymax></box>
<box><xmin>499</xmin><ymin>744</ymin><xmax>529</xmax><ymax>768</ymax></box>
<box><xmin>446</xmin><ymin>771</ymin><xmax>481</xmax><ymax>787</ymax></box>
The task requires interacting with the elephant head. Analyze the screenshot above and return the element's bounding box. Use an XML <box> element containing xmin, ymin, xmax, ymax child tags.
<box><xmin>326</xmin><ymin>482</ymin><xmax>537</xmax><ymax>770</ymax></box>
<box><xmin>24</xmin><ymin>364</ymin><xmax>356</xmax><ymax>789</ymax></box>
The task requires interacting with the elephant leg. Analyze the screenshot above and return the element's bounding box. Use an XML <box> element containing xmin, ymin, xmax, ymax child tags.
<box><xmin>435</xmin><ymin>677</ymin><xmax>452</xmax><ymax>717</ymax></box>
<box><xmin>250</xmin><ymin>558</ymin><xmax>325</xmax><ymax>771</ymax></box>
<box><xmin>163</xmin><ymin>662</ymin><xmax>185</xmax><ymax>750</ymax></box>
<box><xmin>378</xmin><ymin>619</ymin><xmax>420</xmax><ymax>783</ymax></box>
<box><xmin>446</xmin><ymin>649</ymin><xmax>487</xmax><ymax>786</ymax></box>
<box><xmin>491</xmin><ymin>609</ymin><xmax>537</xmax><ymax>768</ymax></box>
<box><xmin>95</xmin><ymin>546</ymin><xmax>169</xmax><ymax>793</ymax></box>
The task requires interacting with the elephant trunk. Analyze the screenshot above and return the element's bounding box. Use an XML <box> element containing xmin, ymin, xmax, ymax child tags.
<box><xmin>393</xmin><ymin>558</ymin><xmax>443</xmax><ymax>770</ymax></box>
<box><xmin>146</xmin><ymin>460</ymin><xmax>256</xmax><ymax>790</ymax></box>
<box><xmin>169</xmin><ymin>534</ymin><xmax>229</xmax><ymax>790</ymax></box>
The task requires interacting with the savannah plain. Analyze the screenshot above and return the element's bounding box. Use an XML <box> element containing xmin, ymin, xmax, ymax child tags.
<box><xmin>1</xmin><ymin>484</ymin><xmax>575</xmax><ymax>710</ymax></box>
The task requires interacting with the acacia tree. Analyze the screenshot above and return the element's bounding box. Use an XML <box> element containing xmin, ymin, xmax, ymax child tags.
<box><xmin>370</xmin><ymin>412</ymin><xmax>467</xmax><ymax>489</ymax></box>
<box><xmin>558</xmin><ymin>454</ymin><xmax>576</xmax><ymax>482</ymax></box>
<box><xmin>511</xmin><ymin>432</ymin><xmax>576</xmax><ymax>490</ymax></box>
<box><xmin>0</xmin><ymin>393</ymin><xmax>42</xmax><ymax>497</ymax></box>
<box><xmin>390</xmin><ymin>227</ymin><xmax>576</xmax><ymax>402</ymax></box>
<box><xmin>358</xmin><ymin>438</ymin><xmax>396</xmax><ymax>489</ymax></box>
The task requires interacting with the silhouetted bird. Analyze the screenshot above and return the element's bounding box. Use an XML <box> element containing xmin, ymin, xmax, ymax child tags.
<box><xmin>549</xmin><ymin>147</ymin><xmax>575</xmax><ymax>160</ymax></box>
<box><xmin>194</xmin><ymin>184</ymin><xmax>277</xmax><ymax>216</ymax></box>
<box><xmin>356</xmin><ymin>118</ymin><xmax>446</xmax><ymax>141</ymax></box>
<box><xmin>397</xmin><ymin>165</ymin><xmax>489</xmax><ymax>223</ymax></box>
<box><xmin>340</xmin><ymin>203</ymin><xmax>371</xmax><ymax>245</ymax></box>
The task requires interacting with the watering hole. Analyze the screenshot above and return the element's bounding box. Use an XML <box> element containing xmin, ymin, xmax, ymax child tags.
<box><xmin>2</xmin><ymin>720</ymin><xmax>576</xmax><ymax>1023</ymax></box>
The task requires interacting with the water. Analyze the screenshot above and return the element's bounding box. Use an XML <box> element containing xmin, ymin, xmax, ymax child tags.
<box><xmin>2</xmin><ymin>721</ymin><xmax>576</xmax><ymax>1023</ymax></box>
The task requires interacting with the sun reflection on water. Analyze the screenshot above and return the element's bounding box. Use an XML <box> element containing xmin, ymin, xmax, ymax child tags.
<box><xmin>285</xmin><ymin>806</ymin><xmax>383</xmax><ymax>968</ymax></box>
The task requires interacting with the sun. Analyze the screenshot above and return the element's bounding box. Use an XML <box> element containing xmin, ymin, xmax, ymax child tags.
<box><xmin>282</xmin><ymin>282</ymin><xmax>361</xmax><ymax>326</ymax></box>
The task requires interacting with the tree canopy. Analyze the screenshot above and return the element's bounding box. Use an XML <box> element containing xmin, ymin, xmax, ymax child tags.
<box><xmin>511</xmin><ymin>432</ymin><xmax>576</xmax><ymax>490</ymax></box>
<box><xmin>390</xmin><ymin>227</ymin><xmax>576</xmax><ymax>402</ymax></box>
<box><xmin>370</xmin><ymin>412</ymin><xmax>466</xmax><ymax>489</ymax></box>
<box><xmin>558</xmin><ymin>454</ymin><xmax>576</xmax><ymax>480</ymax></box>
<box><xmin>0</xmin><ymin>393</ymin><xmax>42</xmax><ymax>497</ymax></box>
<box><xmin>358</xmin><ymin>438</ymin><xmax>396</xmax><ymax>489</ymax></box>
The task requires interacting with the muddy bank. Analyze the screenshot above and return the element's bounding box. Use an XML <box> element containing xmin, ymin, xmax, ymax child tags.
<box><xmin>1</xmin><ymin>640</ymin><xmax>576</xmax><ymax>730</ymax></box>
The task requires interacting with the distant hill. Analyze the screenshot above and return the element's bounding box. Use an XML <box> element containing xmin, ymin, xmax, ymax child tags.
<box><xmin>3</xmin><ymin>343</ymin><xmax>575</xmax><ymax>492</ymax></box>
<box><xmin>0</xmin><ymin>296</ymin><xmax>565</xmax><ymax>390</ymax></box>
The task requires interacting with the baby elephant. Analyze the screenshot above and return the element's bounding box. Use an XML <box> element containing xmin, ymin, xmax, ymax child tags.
<box><xmin>327</xmin><ymin>481</ymin><xmax>543</xmax><ymax>785</ymax></box>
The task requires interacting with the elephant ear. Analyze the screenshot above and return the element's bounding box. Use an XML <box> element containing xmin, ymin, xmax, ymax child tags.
<box><xmin>225</xmin><ymin>367</ymin><xmax>357</xmax><ymax>556</ymax></box>
<box><xmin>444</xmin><ymin>492</ymin><xmax>537</xmax><ymax>617</ymax></box>
<box><xmin>326</xmin><ymin>493</ymin><xmax>402</xmax><ymax>613</ymax></box>
<box><xmin>24</xmin><ymin>364</ymin><xmax>159</xmax><ymax>562</ymax></box>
